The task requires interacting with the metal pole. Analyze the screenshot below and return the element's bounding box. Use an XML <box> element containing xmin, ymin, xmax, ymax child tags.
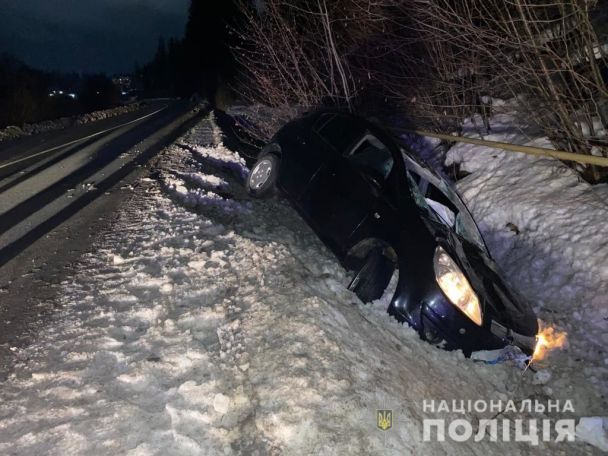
<box><xmin>392</xmin><ymin>128</ymin><xmax>608</xmax><ymax>168</ymax></box>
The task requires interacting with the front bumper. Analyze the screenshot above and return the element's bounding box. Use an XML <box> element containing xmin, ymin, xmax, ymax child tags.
<box><xmin>489</xmin><ymin>319</ymin><xmax>537</xmax><ymax>354</ymax></box>
<box><xmin>421</xmin><ymin>301</ymin><xmax>537</xmax><ymax>356</ymax></box>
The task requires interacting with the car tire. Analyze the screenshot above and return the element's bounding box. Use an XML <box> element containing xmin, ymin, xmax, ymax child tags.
<box><xmin>247</xmin><ymin>153</ymin><xmax>280</xmax><ymax>198</ymax></box>
<box><xmin>348</xmin><ymin>248</ymin><xmax>395</xmax><ymax>303</ymax></box>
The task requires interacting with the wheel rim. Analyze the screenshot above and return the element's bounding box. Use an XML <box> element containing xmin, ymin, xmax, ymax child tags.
<box><xmin>250</xmin><ymin>158</ymin><xmax>273</xmax><ymax>190</ymax></box>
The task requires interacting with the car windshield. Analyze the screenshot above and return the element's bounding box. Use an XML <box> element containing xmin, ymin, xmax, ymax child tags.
<box><xmin>402</xmin><ymin>151</ymin><xmax>488</xmax><ymax>254</ymax></box>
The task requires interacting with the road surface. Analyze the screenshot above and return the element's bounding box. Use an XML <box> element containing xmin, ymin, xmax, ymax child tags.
<box><xmin>0</xmin><ymin>99</ymin><xmax>205</xmax><ymax>266</ymax></box>
<box><xmin>0</xmin><ymin>102</ymin><xmax>165</xmax><ymax>178</ymax></box>
<box><xmin>0</xmin><ymin>99</ymin><xmax>206</xmax><ymax>378</ymax></box>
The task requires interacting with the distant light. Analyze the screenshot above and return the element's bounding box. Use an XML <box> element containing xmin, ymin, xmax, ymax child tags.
<box><xmin>58</xmin><ymin>90</ymin><xmax>63</xmax><ymax>95</ymax></box>
<box><xmin>96</xmin><ymin>91</ymin><xmax>100</xmax><ymax>95</ymax></box>
<box><xmin>121</xmin><ymin>91</ymin><xmax>127</xmax><ymax>96</ymax></box>
<box><xmin>48</xmin><ymin>92</ymin><xmax>55</xmax><ymax>97</ymax></box>
<box><xmin>68</xmin><ymin>93</ymin><xmax>77</xmax><ymax>99</ymax></box>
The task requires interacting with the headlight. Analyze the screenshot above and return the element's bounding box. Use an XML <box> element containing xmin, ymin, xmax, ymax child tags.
<box><xmin>433</xmin><ymin>246</ymin><xmax>482</xmax><ymax>326</ymax></box>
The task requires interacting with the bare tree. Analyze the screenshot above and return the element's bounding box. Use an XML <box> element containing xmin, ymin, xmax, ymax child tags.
<box><xmin>377</xmin><ymin>0</ymin><xmax>607</xmax><ymax>179</ymax></box>
<box><xmin>232</xmin><ymin>0</ymin><xmax>383</xmax><ymax>138</ymax></box>
<box><xmin>234</xmin><ymin>0</ymin><xmax>607</xmax><ymax>180</ymax></box>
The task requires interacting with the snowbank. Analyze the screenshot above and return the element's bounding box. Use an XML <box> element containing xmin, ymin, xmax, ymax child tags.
<box><xmin>441</xmin><ymin>106</ymin><xmax>608</xmax><ymax>450</ymax></box>
<box><xmin>0</xmin><ymin>103</ymin><xmax>142</xmax><ymax>143</ymax></box>
<box><xmin>443</xmin><ymin>107</ymin><xmax>608</xmax><ymax>391</ymax></box>
<box><xmin>0</xmin><ymin>112</ymin><xmax>604</xmax><ymax>454</ymax></box>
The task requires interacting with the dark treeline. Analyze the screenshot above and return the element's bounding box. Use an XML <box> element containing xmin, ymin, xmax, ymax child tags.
<box><xmin>136</xmin><ymin>37</ymin><xmax>185</xmax><ymax>99</ymax></box>
<box><xmin>136</xmin><ymin>0</ymin><xmax>240</xmax><ymax>106</ymax></box>
<box><xmin>0</xmin><ymin>0</ymin><xmax>242</xmax><ymax>128</ymax></box>
<box><xmin>0</xmin><ymin>53</ymin><xmax>121</xmax><ymax>129</ymax></box>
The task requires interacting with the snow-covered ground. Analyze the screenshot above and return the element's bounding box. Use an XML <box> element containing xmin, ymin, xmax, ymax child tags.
<box><xmin>0</xmin><ymin>111</ymin><xmax>606</xmax><ymax>454</ymax></box>
<box><xmin>443</xmin><ymin>104</ymin><xmax>608</xmax><ymax>403</ymax></box>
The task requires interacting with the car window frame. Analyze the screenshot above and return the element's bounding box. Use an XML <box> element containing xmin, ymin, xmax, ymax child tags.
<box><xmin>344</xmin><ymin>132</ymin><xmax>395</xmax><ymax>184</ymax></box>
<box><xmin>402</xmin><ymin>151</ymin><xmax>489</xmax><ymax>254</ymax></box>
<box><xmin>313</xmin><ymin>113</ymin><xmax>361</xmax><ymax>154</ymax></box>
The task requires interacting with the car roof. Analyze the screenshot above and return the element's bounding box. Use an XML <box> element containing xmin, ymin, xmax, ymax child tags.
<box><xmin>304</xmin><ymin>109</ymin><xmax>441</xmax><ymax>176</ymax></box>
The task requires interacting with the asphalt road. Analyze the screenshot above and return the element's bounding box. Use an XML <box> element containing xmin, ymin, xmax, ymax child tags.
<box><xmin>0</xmin><ymin>99</ymin><xmax>207</xmax><ymax>378</ymax></box>
<box><xmin>0</xmin><ymin>99</ymin><xmax>204</xmax><ymax>267</ymax></box>
<box><xmin>0</xmin><ymin>101</ymin><xmax>167</xmax><ymax>178</ymax></box>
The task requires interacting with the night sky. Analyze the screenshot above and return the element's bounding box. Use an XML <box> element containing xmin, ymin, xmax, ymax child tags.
<box><xmin>0</xmin><ymin>0</ymin><xmax>189</xmax><ymax>74</ymax></box>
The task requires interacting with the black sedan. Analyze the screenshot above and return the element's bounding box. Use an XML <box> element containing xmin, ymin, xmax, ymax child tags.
<box><xmin>246</xmin><ymin>111</ymin><xmax>538</xmax><ymax>356</ymax></box>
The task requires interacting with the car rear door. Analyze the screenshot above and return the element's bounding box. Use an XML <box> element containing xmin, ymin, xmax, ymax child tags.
<box><xmin>295</xmin><ymin>113</ymin><xmax>360</xmax><ymax>208</ymax></box>
<box><xmin>279</xmin><ymin>113</ymin><xmax>356</xmax><ymax>201</ymax></box>
<box><xmin>302</xmin><ymin>130</ymin><xmax>397</xmax><ymax>255</ymax></box>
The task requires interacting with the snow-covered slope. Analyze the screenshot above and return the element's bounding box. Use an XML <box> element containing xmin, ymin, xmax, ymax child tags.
<box><xmin>0</xmin><ymin>113</ymin><xmax>604</xmax><ymax>454</ymax></box>
<box><xmin>443</xmin><ymin>107</ymin><xmax>608</xmax><ymax>407</ymax></box>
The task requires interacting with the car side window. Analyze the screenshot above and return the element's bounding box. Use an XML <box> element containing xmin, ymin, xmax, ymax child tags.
<box><xmin>425</xmin><ymin>183</ymin><xmax>458</xmax><ymax>227</ymax></box>
<box><xmin>406</xmin><ymin>170</ymin><xmax>436</xmax><ymax>218</ymax></box>
<box><xmin>348</xmin><ymin>134</ymin><xmax>394</xmax><ymax>181</ymax></box>
<box><xmin>313</xmin><ymin>114</ymin><xmax>360</xmax><ymax>153</ymax></box>
<box><xmin>405</xmin><ymin>163</ymin><xmax>487</xmax><ymax>252</ymax></box>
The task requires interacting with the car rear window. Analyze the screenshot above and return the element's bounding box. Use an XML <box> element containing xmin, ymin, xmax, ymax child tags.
<box><xmin>314</xmin><ymin>114</ymin><xmax>360</xmax><ymax>153</ymax></box>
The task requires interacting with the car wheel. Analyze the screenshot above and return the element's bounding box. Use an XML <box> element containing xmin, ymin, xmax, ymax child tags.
<box><xmin>348</xmin><ymin>248</ymin><xmax>395</xmax><ymax>303</ymax></box>
<box><xmin>247</xmin><ymin>153</ymin><xmax>280</xmax><ymax>198</ymax></box>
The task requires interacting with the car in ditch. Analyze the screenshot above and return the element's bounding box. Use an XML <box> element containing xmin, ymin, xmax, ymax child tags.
<box><xmin>246</xmin><ymin>111</ymin><xmax>538</xmax><ymax>356</ymax></box>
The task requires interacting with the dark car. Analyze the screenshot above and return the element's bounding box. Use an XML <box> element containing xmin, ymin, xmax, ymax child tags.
<box><xmin>246</xmin><ymin>111</ymin><xmax>538</xmax><ymax>356</ymax></box>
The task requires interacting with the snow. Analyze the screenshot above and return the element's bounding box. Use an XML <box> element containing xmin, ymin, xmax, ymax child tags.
<box><xmin>0</xmin><ymin>103</ymin><xmax>142</xmax><ymax>143</ymax></box>
<box><xmin>576</xmin><ymin>417</ymin><xmax>608</xmax><ymax>452</ymax></box>
<box><xmin>0</xmin><ymin>110</ymin><xmax>605</xmax><ymax>454</ymax></box>
<box><xmin>442</xmin><ymin>105</ymin><xmax>608</xmax><ymax>414</ymax></box>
